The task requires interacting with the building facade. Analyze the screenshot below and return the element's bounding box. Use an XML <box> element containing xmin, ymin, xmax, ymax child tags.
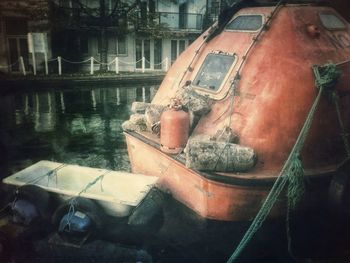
<box><xmin>0</xmin><ymin>0</ymin><xmax>50</xmax><ymax>74</ymax></box>
<box><xmin>0</xmin><ymin>0</ymin><xmax>208</xmax><ymax>74</ymax></box>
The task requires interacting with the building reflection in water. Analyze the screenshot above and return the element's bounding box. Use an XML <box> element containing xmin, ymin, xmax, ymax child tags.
<box><xmin>33</xmin><ymin>92</ymin><xmax>57</xmax><ymax>132</ymax></box>
<box><xmin>0</xmin><ymin>85</ymin><xmax>158</xmax><ymax>178</ymax></box>
<box><xmin>60</xmin><ymin>92</ymin><xmax>65</xmax><ymax>113</ymax></box>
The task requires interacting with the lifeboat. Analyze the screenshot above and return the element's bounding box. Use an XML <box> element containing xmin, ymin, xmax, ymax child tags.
<box><xmin>124</xmin><ymin>0</ymin><xmax>350</xmax><ymax>225</ymax></box>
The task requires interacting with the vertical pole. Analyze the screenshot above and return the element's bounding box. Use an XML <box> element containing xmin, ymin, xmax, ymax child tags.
<box><xmin>91</xmin><ymin>90</ymin><xmax>96</xmax><ymax>110</ymax></box>
<box><xmin>24</xmin><ymin>95</ymin><xmax>29</xmax><ymax>115</ymax></box>
<box><xmin>116</xmin><ymin>88</ymin><xmax>120</xmax><ymax>105</ymax></box>
<box><xmin>47</xmin><ymin>92</ymin><xmax>52</xmax><ymax>127</ymax></box>
<box><xmin>32</xmin><ymin>52</ymin><xmax>37</xmax><ymax>75</ymax></box>
<box><xmin>115</xmin><ymin>57</ymin><xmax>119</xmax><ymax>74</ymax></box>
<box><xmin>34</xmin><ymin>93</ymin><xmax>39</xmax><ymax>131</ymax></box>
<box><xmin>165</xmin><ymin>56</ymin><xmax>169</xmax><ymax>71</ymax></box>
<box><xmin>90</xmin><ymin>57</ymin><xmax>94</xmax><ymax>75</ymax></box>
<box><xmin>142</xmin><ymin>86</ymin><xmax>146</xmax><ymax>102</ymax></box>
<box><xmin>58</xmin><ymin>56</ymin><xmax>62</xmax><ymax>75</ymax></box>
<box><xmin>19</xmin><ymin>56</ymin><xmax>26</xmax><ymax>76</ymax></box>
<box><xmin>60</xmin><ymin>92</ymin><xmax>65</xmax><ymax>113</ymax></box>
<box><xmin>44</xmin><ymin>52</ymin><xmax>48</xmax><ymax>75</ymax></box>
<box><xmin>142</xmin><ymin>56</ymin><xmax>145</xmax><ymax>73</ymax></box>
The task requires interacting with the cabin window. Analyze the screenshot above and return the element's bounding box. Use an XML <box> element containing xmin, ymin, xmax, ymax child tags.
<box><xmin>193</xmin><ymin>53</ymin><xmax>235</xmax><ymax>91</ymax></box>
<box><xmin>226</xmin><ymin>15</ymin><xmax>263</xmax><ymax>31</ymax></box>
<box><xmin>319</xmin><ymin>12</ymin><xmax>346</xmax><ymax>30</ymax></box>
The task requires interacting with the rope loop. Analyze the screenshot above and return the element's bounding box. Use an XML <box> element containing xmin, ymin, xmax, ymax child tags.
<box><xmin>312</xmin><ymin>63</ymin><xmax>341</xmax><ymax>91</ymax></box>
<box><xmin>61</xmin><ymin>57</ymin><xmax>91</xmax><ymax>64</ymax></box>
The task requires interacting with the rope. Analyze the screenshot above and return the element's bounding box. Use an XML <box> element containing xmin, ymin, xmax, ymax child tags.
<box><xmin>226</xmin><ymin>0</ymin><xmax>284</xmax><ymax>101</ymax></box>
<box><xmin>119</xmin><ymin>59</ymin><xmax>143</xmax><ymax>65</ymax></box>
<box><xmin>227</xmin><ymin>62</ymin><xmax>342</xmax><ymax>262</ymax></box>
<box><xmin>92</xmin><ymin>58</ymin><xmax>111</xmax><ymax>65</ymax></box>
<box><xmin>20</xmin><ymin>163</ymin><xmax>67</xmax><ymax>187</ymax></box>
<box><xmin>213</xmin><ymin>0</ymin><xmax>284</xmax><ymax>172</ymax></box>
<box><xmin>336</xmin><ymin>59</ymin><xmax>350</xmax><ymax>67</ymax></box>
<box><xmin>333</xmin><ymin>93</ymin><xmax>350</xmax><ymax>158</ymax></box>
<box><xmin>62</xmin><ymin>169</ymin><xmax>111</xmax><ymax>230</ymax></box>
<box><xmin>61</xmin><ymin>57</ymin><xmax>91</xmax><ymax>64</ymax></box>
<box><xmin>153</xmin><ymin>58</ymin><xmax>168</xmax><ymax>66</ymax></box>
<box><xmin>48</xmin><ymin>58</ymin><xmax>58</xmax><ymax>62</ymax></box>
<box><xmin>227</xmin><ymin>85</ymin><xmax>324</xmax><ymax>263</ymax></box>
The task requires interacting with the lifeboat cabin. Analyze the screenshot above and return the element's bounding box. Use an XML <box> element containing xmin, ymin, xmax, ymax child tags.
<box><xmin>123</xmin><ymin>0</ymin><xmax>350</xmax><ymax>226</ymax></box>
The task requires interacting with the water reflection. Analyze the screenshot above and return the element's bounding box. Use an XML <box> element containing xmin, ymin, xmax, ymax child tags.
<box><xmin>0</xmin><ymin>85</ymin><xmax>157</xmax><ymax>179</ymax></box>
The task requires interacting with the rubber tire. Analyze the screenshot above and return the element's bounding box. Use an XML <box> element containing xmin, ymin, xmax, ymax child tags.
<box><xmin>15</xmin><ymin>184</ymin><xmax>52</xmax><ymax>221</ymax></box>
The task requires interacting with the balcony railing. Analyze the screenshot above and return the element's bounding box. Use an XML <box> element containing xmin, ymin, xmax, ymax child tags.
<box><xmin>53</xmin><ymin>5</ymin><xmax>203</xmax><ymax>32</ymax></box>
<box><xmin>52</xmin><ymin>6</ymin><xmax>127</xmax><ymax>29</ymax></box>
<box><xmin>159</xmin><ymin>12</ymin><xmax>203</xmax><ymax>30</ymax></box>
<box><xmin>138</xmin><ymin>12</ymin><xmax>203</xmax><ymax>31</ymax></box>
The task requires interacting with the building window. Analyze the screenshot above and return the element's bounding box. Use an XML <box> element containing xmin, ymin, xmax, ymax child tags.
<box><xmin>154</xmin><ymin>39</ymin><xmax>162</xmax><ymax>70</ymax></box>
<box><xmin>107</xmin><ymin>35</ymin><xmax>127</xmax><ymax>55</ymax></box>
<box><xmin>193</xmin><ymin>53</ymin><xmax>236</xmax><ymax>92</ymax></box>
<box><xmin>5</xmin><ymin>18</ymin><xmax>28</xmax><ymax>35</ymax></box>
<box><xmin>179</xmin><ymin>40</ymin><xmax>185</xmax><ymax>54</ymax></box>
<box><xmin>109</xmin><ymin>0</ymin><xmax>118</xmax><ymax>12</ymax></box>
<box><xmin>210</xmin><ymin>0</ymin><xmax>221</xmax><ymax>19</ymax></box>
<box><xmin>7</xmin><ymin>37</ymin><xmax>28</xmax><ymax>72</ymax></box>
<box><xmin>319</xmin><ymin>12</ymin><xmax>346</xmax><ymax>30</ymax></box>
<box><xmin>136</xmin><ymin>39</ymin><xmax>150</xmax><ymax>69</ymax></box>
<box><xmin>226</xmin><ymin>15</ymin><xmax>263</xmax><ymax>31</ymax></box>
<box><xmin>80</xmin><ymin>35</ymin><xmax>88</xmax><ymax>54</ymax></box>
<box><xmin>171</xmin><ymin>39</ymin><xmax>187</xmax><ymax>65</ymax></box>
<box><xmin>179</xmin><ymin>3</ymin><xmax>188</xmax><ymax>29</ymax></box>
<box><xmin>171</xmin><ymin>40</ymin><xmax>177</xmax><ymax>65</ymax></box>
<box><xmin>117</xmin><ymin>37</ymin><xmax>127</xmax><ymax>55</ymax></box>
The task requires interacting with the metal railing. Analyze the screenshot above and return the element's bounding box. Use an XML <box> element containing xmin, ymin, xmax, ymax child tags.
<box><xmin>0</xmin><ymin>55</ymin><xmax>170</xmax><ymax>76</ymax></box>
<box><xmin>137</xmin><ymin>11</ymin><xmax>203</xmax><ymax>31</ymax></box>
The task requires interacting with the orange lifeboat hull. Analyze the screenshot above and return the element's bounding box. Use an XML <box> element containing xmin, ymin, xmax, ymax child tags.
<box><xmin>125</xmin><ymin>131</ymin><xmax>332</xmax><ymax>221</ymax></box>
<box><xmin>125</xmin><ymin>4</ymin><xmax>350</xmax><ymax>222</ymax></box>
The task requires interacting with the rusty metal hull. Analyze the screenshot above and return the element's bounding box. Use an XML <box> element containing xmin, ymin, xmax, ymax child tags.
<box><xmin>125</xmin><ymin>4</ymin><xmax>350</xmax><ymax>222</ymax></box>
<box><xmin>125</xmin><ymin>131</ymin><xmax>332</xmax><ymax>221</ymax></box>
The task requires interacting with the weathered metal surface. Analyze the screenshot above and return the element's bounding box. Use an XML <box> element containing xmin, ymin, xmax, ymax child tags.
<box><xmin>126</xmin><ymin>5</ymin><xmax>350</xmax><ymax>221</ymax></box>
<box><xmin>125</xmin><ymin>131</ymin><xmax>331</xmax><ymax>221</ymax></box>
<box><xmin>153</xmin><ymin>5</ymin><xmax>350</xmax><ymax>174</ymax></box>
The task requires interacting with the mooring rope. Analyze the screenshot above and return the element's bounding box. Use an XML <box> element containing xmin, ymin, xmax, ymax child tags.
<box><xmin>227</xmin><ymin>62</ymin><xmax>341</xmax><ymax>263</ymax></box>
<box><xmin>63</xmin><ymin>169</ymin><xmax>111</xmax><ymax>230</ymax></box>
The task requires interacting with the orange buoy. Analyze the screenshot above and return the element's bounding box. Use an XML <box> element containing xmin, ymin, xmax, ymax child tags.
<box><xmin>160</xmin><ymin>99</ymin><xmax>190</xmax><ymax>154</ymax></box>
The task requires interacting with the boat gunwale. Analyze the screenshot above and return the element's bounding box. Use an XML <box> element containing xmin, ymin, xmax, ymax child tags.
<box><xmin>124</xmin><ymin>131</ymin><xmax>335</xmax><ymax>187</ymax></box>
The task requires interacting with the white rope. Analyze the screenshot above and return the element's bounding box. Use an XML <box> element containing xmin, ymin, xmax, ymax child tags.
<box><xmin>61</xmin><ymin>57</ymin><xmax>91</xmax><ymax>64</ymax></box>
<box><xmin>108</xmin><ymin>59</ymin><xmax>116</xmax><ymax>65</ymax></box>
<box><xmin>48</xmin><ymin>57</ymin><xmax>58</xmax><ymax>62</ymax></box>
<box><xmin>153</xmin><ymin>60</ymin><xmax>166</xmax><ymax>66</ymax></box>
<box><xmin>92</xmin><ymin>57</ymin><xmax>109</xmax><ymax>65</ymax></box>
<box><xmin>119</xmin><ymin>58</ymin><xmax>143</xmax><ymax>65</ymax></box>
<box><xmin>152</xmin><ymin>58</ymin><xmax>168</xmax><ymax>66</ymax></box>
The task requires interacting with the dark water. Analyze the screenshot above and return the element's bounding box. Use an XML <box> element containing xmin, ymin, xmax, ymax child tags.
<box><xmin>0</xmin><ymin>85</ymin><xmax>157</xmax><ymax>179</ymax></box>
<box><xmin>1</xmin><ymin>85</ymin><xmax>350</xmax><ymax>263</ymax></box>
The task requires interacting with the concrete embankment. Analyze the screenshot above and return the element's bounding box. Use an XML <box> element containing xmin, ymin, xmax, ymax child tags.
<box><xmin>0</xmin><ymin>72</ymin><xmax>165</xmax><ymax>94</ymax></box>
